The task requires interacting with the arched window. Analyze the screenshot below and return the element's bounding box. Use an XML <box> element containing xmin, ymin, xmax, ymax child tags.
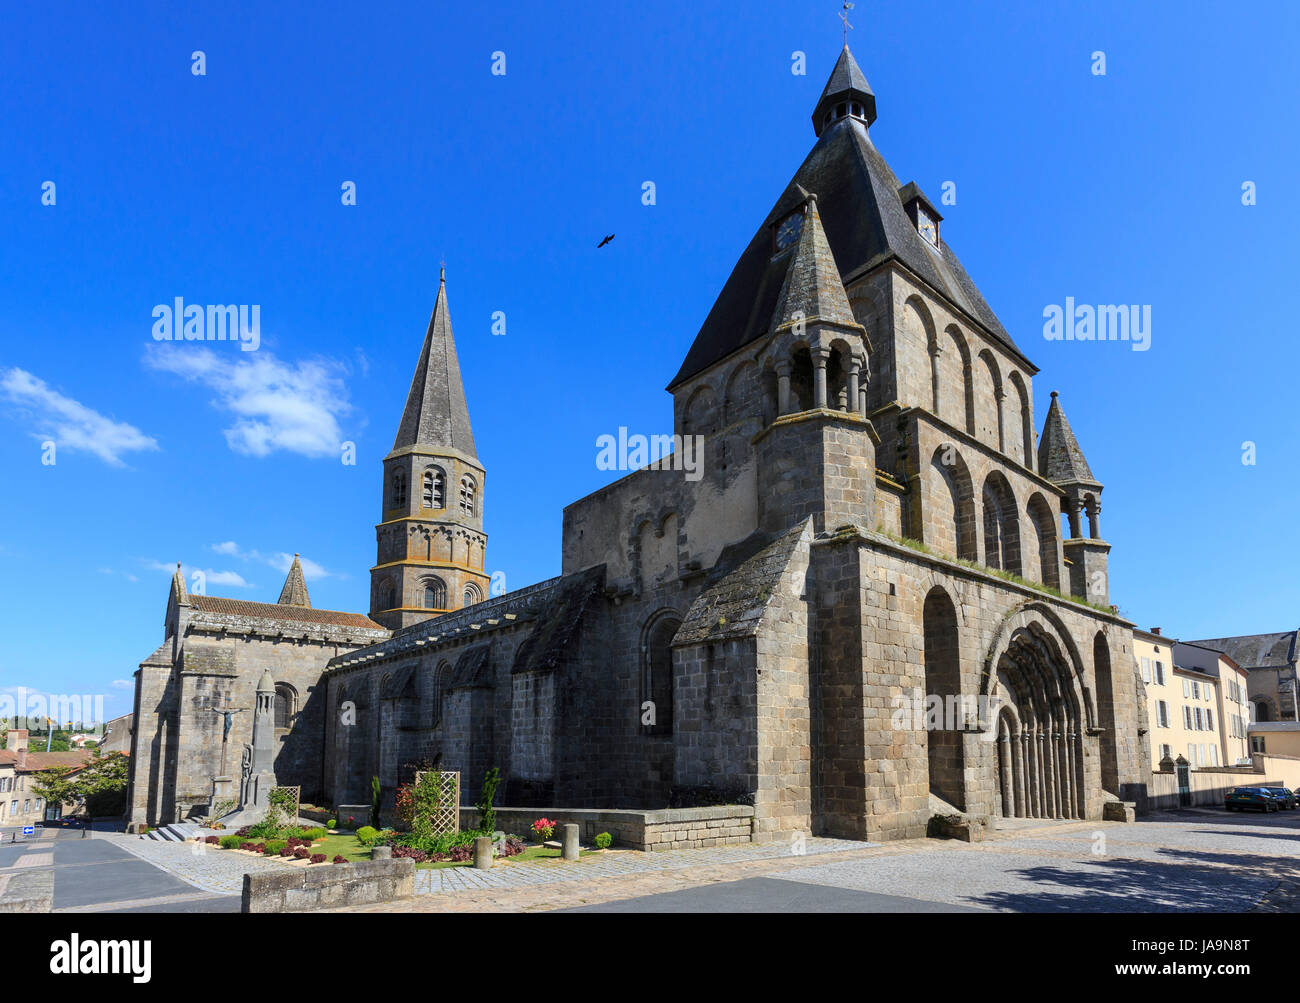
<box><xmin>423</xmin><ymin>467</ymin><xmax>445</xmax><ymax>509</ymax></box>
<box><xmin>422</xmin><ymin>577</ymin><xmax>446</xmax><ymax>610</ymax></box>
<box><xmin>381</xmin><ymin>581</ymin><xmax>396</xmax><ymax>611</ymax></box>
<box><xmin>643</xmin><ymin>614</ymin><xmax>681</xmax><ymax>736</ymax></box>
<box><xmin>463</xmin><ymin>583</ymin><xmax>481</xmax><ymax>608</ymax></box>
<box><xmin>460</xmin><ymin>475</ymin><xmax>476</xmax><ymax>516</ymax></box>
<box><xmin>432</xmin><ymin>661</ymin><xmax>452</xmax><ymax>725</ymax></box>
<box><xmin>391</xmin><ymin>470</ymin><xmax>406</xmax><ymax>508</ymax></box>
<box><xmin>274</xmin><ymin>684</ymin><xmax>296</xmax><ymax>729</ymax></box>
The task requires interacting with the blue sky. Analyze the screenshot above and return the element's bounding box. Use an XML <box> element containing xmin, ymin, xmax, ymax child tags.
<box><xmin>1</xmin><ymin>0</ymin><xmax>1297</xmax><ymax>717</ymax></box>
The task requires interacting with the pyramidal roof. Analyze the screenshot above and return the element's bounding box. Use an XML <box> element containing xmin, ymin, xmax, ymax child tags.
<box><xmin>770</xmin><ymin>195</ymin><xmax>858</xmax><ymax>332</ymax></box>
<box><xmin>392</xmin><ymin>269</ymin><xmax>477</xmax><ymax>457</ymax></box>
<box><xmin>669</xmin><ymin>44</ymin><xmax>1026</xmax><ymax>389</ymax></box>
<box><xmin>1038</xmin><ymin>392</ymin><xmax>1097</xmax><ymax>485</ymax></box>
<box><xmin>170</xmin><ymin>562</ymin><xmax>188</xmax><ymax>604</ymax></box>
<box><xmin>277</xmin><ymin>554</ymin><xmax>311</xmax><ymax>607</ymax></box>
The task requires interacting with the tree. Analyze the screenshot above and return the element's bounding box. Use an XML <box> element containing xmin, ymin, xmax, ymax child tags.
<box><xmin>31</xmin><ymin>752</ymin><xmax>130</xmax><ymax>818</ymax></box>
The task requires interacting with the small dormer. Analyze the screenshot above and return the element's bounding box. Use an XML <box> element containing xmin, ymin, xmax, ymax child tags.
<box><xmin>899</xmin><ymin>182</ymin><xmax>943</xmax><ymax>249</ymax></box>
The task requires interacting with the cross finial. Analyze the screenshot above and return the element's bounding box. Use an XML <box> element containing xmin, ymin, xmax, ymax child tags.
<box><xmin>839</xmin><ymin>1</ymin><xmax>854</xmax><ymax>44</ymax></box>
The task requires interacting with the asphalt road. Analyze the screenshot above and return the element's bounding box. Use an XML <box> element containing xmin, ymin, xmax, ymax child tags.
<box><xmin>0</xmin><ymin>826</ymin><xmax>239</xmax><ymax>913</ymax></box>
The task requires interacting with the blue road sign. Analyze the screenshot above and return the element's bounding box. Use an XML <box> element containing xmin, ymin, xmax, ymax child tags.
<box><xmin>22</xmin><ymin>826</ymin><xmax>34</xmax><ymax>836</ymax></box>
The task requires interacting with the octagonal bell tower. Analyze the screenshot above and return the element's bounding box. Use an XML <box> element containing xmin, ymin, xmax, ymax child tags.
<box><xmin>370</xmin><ymin>269</ymin><xmax>490</xmax><ymax>629</ymax></box>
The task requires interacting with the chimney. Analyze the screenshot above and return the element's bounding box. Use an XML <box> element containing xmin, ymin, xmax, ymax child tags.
<box><xmin>1151</xmin><ymin>627</ymin><xmax>1162</xmax><ymax>636</ymax></box>
<box><xmin>9</xmin><ymin>729</ymin><xmax>28</xmax><ymax>753</ymax></box>
<box><xmin>16</xmin><ymin>747</ymin><xmax>27</xmax><ymax>769</ymax></box>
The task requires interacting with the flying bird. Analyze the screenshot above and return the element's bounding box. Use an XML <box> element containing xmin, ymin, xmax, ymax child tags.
<box><xmin>597</xmin><ymin>234</ymin><xmax>615</xmax><ymax>248</ymax></box>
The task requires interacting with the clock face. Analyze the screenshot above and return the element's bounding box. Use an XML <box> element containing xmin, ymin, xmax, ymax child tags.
<box><xmin>917</xmin><ymin>210</ymin><xmax>938</xmax><ymax>246</ymax></box>
<box><xmin>776</xmin><ymin>212</ymin><xmax>804</xmax><ymax>251</ymax></box>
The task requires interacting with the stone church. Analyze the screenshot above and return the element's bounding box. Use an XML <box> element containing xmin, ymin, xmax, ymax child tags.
<box><xmin>127</xmin><ymin>45</ymin><xmax>1149</xmax><ymax>841</ymax></box>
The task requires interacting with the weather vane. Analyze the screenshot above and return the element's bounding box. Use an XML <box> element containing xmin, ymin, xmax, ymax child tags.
<box><xmin>839</xmin><ymin>1</ymin><xmax>855</xmax><ymax>44</ymax></box>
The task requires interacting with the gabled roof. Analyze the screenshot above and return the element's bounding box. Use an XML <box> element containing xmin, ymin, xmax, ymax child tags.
<box><xmin>277</xmin><ymin>554</ymin><xmax>311</xmax><ymax>608</ymax></box>
<box><xmin>187</xmin><ymin>595</ymin><xmax>384</xmax><ymax>631</ymax></box>
<box><xmin>670</xmin><ymin>77</ymin><xmax>1022</xmax><ymax>389</ymax></box>
<box><xmin>1038</xmin><ymin>392</ymin><xmax>1098</xmax><ymax>486</ymax></box>
<box><xmin>392</xmin><ymin>270</ymin><xmax>478</xmax><ymax>458</ymax></box>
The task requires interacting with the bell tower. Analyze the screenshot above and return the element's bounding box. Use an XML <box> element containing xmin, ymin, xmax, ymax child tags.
<box><xmin>370</xmin><ymin>268</ymin><xmax>490</xmax><ymax>630</ymax></box>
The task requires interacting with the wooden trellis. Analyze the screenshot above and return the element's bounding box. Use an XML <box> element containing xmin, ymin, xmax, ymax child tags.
<box><xmin>269</xmin><ymin>785</ymin><xmax>300</xmax><ymax>824</ymax></box>
<box><xmin>412</xmin><ymin>771</ymin><xmax>460</xmax><ymax>837</ymax></box>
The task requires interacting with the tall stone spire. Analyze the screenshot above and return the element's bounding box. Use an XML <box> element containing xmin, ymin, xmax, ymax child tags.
<box><xmin>277</xmin><ymin>553</ymin><xmax>311</xmax><ymax>608</ymax></box>
<box><xmin>372</xmin><ymin>267</ymin><xmax>490</xmax><ymax>630</ymax></box>
<box><xmin>812</xmin><ymin>44</ymin><xmax>876</xmax><ymax>135</ymax></box>
<box><xmin>392</xmin><ymin>268</ymin><xmax>477</xmax><ymax>457</ymax></box>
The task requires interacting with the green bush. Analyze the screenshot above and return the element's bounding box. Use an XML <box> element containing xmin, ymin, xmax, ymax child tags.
<box><xmin>299</xmin><ymin>826</ymin><xmax>327</xmax><ymax>841</ymax></box>
<box><xmin>594</xmin><ymin>832</ymin><xmax>612</xmax><ymax>850</ymax></box>
<box><xmin>218</xmin><ymin>834</ymin><xmax>243</xmax><ymax>849</ymax></box>
<box><xmin>328</xmin><ymin>818</ymin><xmax>337</xmax><ymax>829</ymax></box>
<box><xmin>477</xmin><ymin>767</ymin><xmax>501</xmax><ymax>835</ymax></box>
<box><xmin>262</xmin><ymin>839</ymin><xmax>288</xmax><ymax>855</ymax></box>
<box><xmin>387</xmin><ymin>827</ymin><xmax>488</xmax><ymax>856</ymax></box>
<box><xmin>356</xmin><ymin>825</ymin><xmax>380</xmax><ymax>846</ymax></box>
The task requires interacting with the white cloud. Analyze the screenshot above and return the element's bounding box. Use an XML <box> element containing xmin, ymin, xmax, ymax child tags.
<box><xmin>111</xmin><ymin>679</ymin><xmax>133</xmax><ymax>689</ymax></box>
<box><xmin>0</xmin><ymin>367</ymin><xmax>159</xmax><ymax>466</ymax></box>
<box><xmin>145</xmin><ymin>559</ymin><xmax>255</xmax><ymax>590</ymax></box>
<box><xmin>144</xmin><ymin>347</ymin><xmax>351</xmax><ymax>459</ymax></box>
<box><xmin>208</xmin><ymin>542</ymin><xmax>339</xmax><ymax>581</ymax></box>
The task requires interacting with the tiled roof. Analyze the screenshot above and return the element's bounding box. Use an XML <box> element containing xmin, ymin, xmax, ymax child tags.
<box><xmin>15</xmin><ymin>749</ymin><xmax>96</xmax><ymax>773</ymax></box>
<box><xmin>188</xmin><ymin>595</ymin><xmax>384</xmax><ymax>630</ymax></box>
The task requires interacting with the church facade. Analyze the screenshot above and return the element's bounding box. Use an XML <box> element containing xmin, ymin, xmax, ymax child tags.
<box><xmin>129</xmin><ymin>45</ymin><xmax>1150</xmax><ymax>841</ymax></box>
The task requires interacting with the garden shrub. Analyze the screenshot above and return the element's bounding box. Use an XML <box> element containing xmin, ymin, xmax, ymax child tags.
<box><xmin>477</xmin><ymin>767</ymin><xmax>501</xmax><ymax>834</ymax></box>
<box><xmin>328</xmin><ymin>818</ymin><xmax>337</xmax><ymax>829</ymax></box>
<box><xmin>300</xmin><ymin>826</ymin><xmax>326</xmax><ymax>841</ymax></box>
<box><xmin>332</xmin><ymin>855</ymin><xmax>347</xmax><ymax>864</ymax></box>
<box><xmin>294</xmin><ymin>847</ymin><xmax>309</xmax><ymax>859</ymax></box>
<box><xmin>594</xmin><ymin>832</ymin><xmax>612</xmax><ymax>850</ymax></box>
<box><xmin>261</xmin><ymin>839</ymin><xmax>287</xmax><ymax>855</ymax></box>
<box><xmin>204</xmin><ymin>835</ymin><xmax>221</xmax><ymax>845</ymax></box>
<box><xmin>449</xmin><ymin>844</ymin><xmax>473</xmax><ymax>863</ymax></box>
<box><xmin>355</xmin><ymin>825</ymin><xmax>379</xmax><ymax>846</ymax></box>
<box><xmin>218</xmin><ymin>835</ymin><xmax>242</xmax><ymax>849</ymax></box>
<box><xmin>279</xmin><ymin>847</ymin><xmax>294</xmax><ymax>857</ymax></box>
<box><xmin>310</xmin><ymin>853</ymin><xmax>326</xmax><ymax>864</ymax></box>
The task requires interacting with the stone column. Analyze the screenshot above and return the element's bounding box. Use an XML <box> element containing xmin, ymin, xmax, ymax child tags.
<box><xmin>474</xmin><ymin>835</ymin><xmax>493</xmax><ymax>869</ymax></box>
<box><xmin>846</xmin><ymin>359</ymin><xmax>861</xmax><ymax>416</ymax></box>
<box><xmin>776</xmin><ymin>361</ymin><xmax>792</xmax><ymax>415</ymax></box>
<box><xmin>1087</xmin><ymin>500</ymin><xmax>1102</xmax><ymax>539</ymax></box>
<box><xmin>812</xmin><ymin>348</ymin><xmax>829</xmax><ymax>410</ymax></box>
<box><xmin>561</xmin><ymin>823</ymin><xmax>579</xmax><ymax>862</ymax></box>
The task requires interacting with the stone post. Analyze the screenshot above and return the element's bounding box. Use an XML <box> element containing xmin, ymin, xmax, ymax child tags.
<box><xmin>371</xmin><ymin>845</ymin><xmax>392</xmax><ymax>859</ymax></box>
<box><xmin>474</xmin><ymin>836</ymin><xmax>493</xmax><ymax>870</ymax></box>
<box><xmin>561</xmin><ymin>823</ymin><xmax>579</xmax><ymax>861</ymax></box>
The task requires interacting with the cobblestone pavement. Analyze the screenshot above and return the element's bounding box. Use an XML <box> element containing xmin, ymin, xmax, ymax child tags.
<box><xmin>338</xmin><ymin>809</ymin><xmax>1300</xmax><ymax>913</ymax></box>
<box><xmin>93</xmin><ymin>831</ymin><xmax>286</xmax><ymax>895</ymax></box>
<box><xmin>411</xmin><ymin>836</ymin><xmax>876</xmax><ymax>894</ymax></box>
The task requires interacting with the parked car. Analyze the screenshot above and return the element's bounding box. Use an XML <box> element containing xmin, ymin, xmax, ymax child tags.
<box><xmin>1225</xmin><ymin>787</ymin><xmax>1279</xmax><ymax>812</ymax></box>
<box><xmin>1260</xmin><ymin>787</ymin><xmax>1298</xmax><ymax>809</ymax></box>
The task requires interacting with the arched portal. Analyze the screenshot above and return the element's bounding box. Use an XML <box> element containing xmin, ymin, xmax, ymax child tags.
<box><xmin>923</xmin><ymin>587</ymin><xmax>964</xmax><ymax>809</ymax></box>
<box><xmin>987</xmin><ymin>621</ymin><xmax>1085</xmax><ymax>819</ymax></box>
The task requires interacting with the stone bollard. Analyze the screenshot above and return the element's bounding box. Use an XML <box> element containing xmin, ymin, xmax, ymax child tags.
<box><xmin>562</xmin><ymin>823</ymin><xmax>579</xmax><ymax>861</ymax></box>
<box><xmin>474</xmin><ymin>836</ymin><xmax>493</xmax><ymax>869</ymax></box>
<box><xmin>371</xmin><ymin>845</ymin><xmax>392</xmax><ymax>859</ymax></box>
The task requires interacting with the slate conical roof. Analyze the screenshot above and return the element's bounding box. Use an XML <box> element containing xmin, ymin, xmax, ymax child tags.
<box><xmin>1038</xmin><ymin>392</ymin><xmax>1098</xmax><ymax>485</ymax></box>
<box><xmin>813</xmin><ymin>44</ymin><xmax>876</xmax><ymax>133</ymax></box>
<box><xmin>669</xmin><ymin>46</ymin><xmax>1025</xmax><ymax>389</ymax></box>
<box><xmin>277</xmin><ymin>553</ymin><xmax>311</xmax><ymax>608</ymax></box>
<box><xmin>770</xmin><ymin>195</ymin><xmax>858</xmax><ymax>333</ymax></box>
<box><xmin>392</xmin><ymin>269</ymin><xmax>477</xmax><ymax>457</ymax></box>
